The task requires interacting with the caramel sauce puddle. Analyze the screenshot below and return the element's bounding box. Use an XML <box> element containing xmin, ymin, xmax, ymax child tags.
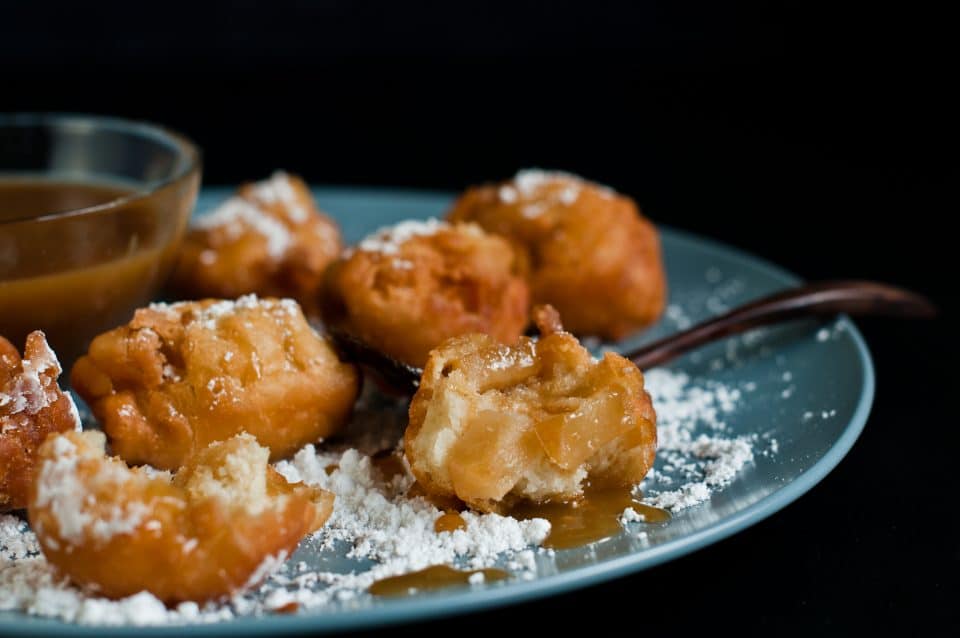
<box><xmin>369</xmin><ymin>565</ymin><xmax>508</xmax><ymax>597</ymax></box>
<box><xmin>510</xmin><ymin>485</ymin><xmax>669</xmax><ymax>549</ymax></box>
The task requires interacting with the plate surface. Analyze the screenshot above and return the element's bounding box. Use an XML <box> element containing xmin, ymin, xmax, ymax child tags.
<box><xmin>0</xmin><ymin>187</ymin><xmax>874</xmax><ymax>636</ymax></box>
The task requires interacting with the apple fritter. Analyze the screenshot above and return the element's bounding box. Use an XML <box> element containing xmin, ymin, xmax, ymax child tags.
<box><xmin>447</xmin><ymin>169</ymin><xmax>666</xmax><ymax>340</ymax></box>
<box><xmin>322</xmin><ymin>219</ymin><xmax>530</xmax><ymax>368</ymax></box>
<box><xmin>171</xmin><ymin>172</ymin><xmax>342</xmax><ymax>318</ymax></box>
<box><xmin>29</xmin><ymin>430</ymin><xmax>333</xmax><ymax>602</ymax></box>
<box><xmin>0</xmin><ymin>331</ymin><xmax>80</xmax><ymax>511</ymax></box>
<box><xmin>71</xmin><ymin>295</ymin><xmax>359</xmax><ymax>470</ymax></box>
<box><xmin>405</xmin><ymin>305</ymin><xmax>657</xmax><ymax>513</ymax></box>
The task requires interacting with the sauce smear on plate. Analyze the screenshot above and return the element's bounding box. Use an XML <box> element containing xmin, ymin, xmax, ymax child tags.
<box><xmin>511</xmin><ymin>485</ymin><xmax>670</xmax><ymax>549</ymax></box>
<box><xmin>369</xmin><ymin>565</ymin><xmax>508</xmax><ymax>597</ymax></box>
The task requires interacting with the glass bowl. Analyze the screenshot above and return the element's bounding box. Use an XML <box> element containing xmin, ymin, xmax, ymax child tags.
<box><xmin>0</xmin><ymin>114</ymin><xmax>201</xmax><ymax>366</ymax></box>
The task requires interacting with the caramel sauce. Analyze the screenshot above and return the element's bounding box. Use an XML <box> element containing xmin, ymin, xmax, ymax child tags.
<box><xmin>433</xmin><ymin>512</ymin><xmax>467</xmax><ymax>533</ymax></box>
<box><xmin>371</xmin><ymin>452</ymin><xmax>407</xmax><ymax>481</ymax></box>
<box><xmin>0</xmin><ymin>179</ymin><xmax>127</xmax><ymax>222</ymax></box>
<box><xmin>374</xmin><ymin>455</ymin><xmax>468</xmax><ymax>514</ymax></box>
<box><xmin>272</xmin><ymin>601</ymin><xmax>299</xmax><ymax>614</ymax></box>
<box><xmin>407</xmin><ymin>481</ymin><xmax>465</xmax><ymax>512</ymax></box>
<box><xmin>368</xmin><ymin>565</ymin><xmax>508</xmax><ymax>597</ymax></box>
<box><xmin>0</xmin><ymin>177</ymin><xmax>195</xmax><ymax>365</ymax></box>
<box><xmin>510</xmin><ymin>485</ymin><xmax>669</xmax><ymax>549</ymax></box>
<box><xmin>406</xmin><ymin>481</ymin><xmax>429</xmax><ymax>499</ymax></box>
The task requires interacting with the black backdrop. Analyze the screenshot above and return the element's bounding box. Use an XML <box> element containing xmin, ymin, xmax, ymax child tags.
<box><xmin>3</xmin><ymin>1</ymin><xmax>957</xmax><ymax>633</ymax></box>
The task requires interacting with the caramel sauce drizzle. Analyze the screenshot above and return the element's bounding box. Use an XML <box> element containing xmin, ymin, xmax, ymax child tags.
<box><xmin>510</xmin><ymin>485</ymin><xmax>669</xmax><ymax>549</ymax></box>
<box><xmin>369</xmin><ymin>565</ymin><xmax>508</xmax><ymax>597</ymax></box>
<box><xmin>371</xmin><ymin>452</ymin><xmax>407</xmax><ymax>481</ymax></box>
<box><xmin>433</xmin><ymin>512</ymin><xmax>467</xmax><ymax>533</ymax></box>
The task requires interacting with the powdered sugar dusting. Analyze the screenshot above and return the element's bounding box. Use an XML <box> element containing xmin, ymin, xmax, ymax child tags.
<box><xmin>640</xmin><ymin>368</ymin><xmax>754</xmax><ymax>511</ymax></box>
<box><xmin>65</xmin><ymin>393</ymin><xmax>83</xmax><ymax>432</ymax></box>
<box><xmin>243</xmin><ymin>551</ymin><xmax>289</xmax><ymax>589</ymax></box>
<box><xmin>148</xmin><ymin>295</ymin><xmax>301</xmax><ymax>331</ymax></box>
<box><xmin>486</xmin><ymin>342</ymin><xmax>536</xmax><ymax>371</ymax></box>
<box><xmin>516</xmin><ymin>169</ymin><xmax>581</xmax><ymax>201</ymax></box>
<box><xmin>32</xmin><ymin>435</ymin><xmax>151</xmax><ymax>546</ymax></box>
<box><xmin>497</xmin><ymin>168</ymin><xmax>614</xmax><ymax>215</ymax></box>
<box><xmin>195</xmin><ymin>197</ymin><xmax>292</xmax><ymax>258</ymax></box>
<box><xmin>248</xmin><ymin>171</ymin><xmax>309</xmax><ymax>223</ymax></box>
<box><xmin>0</xmin><ymin>336</ymin><xmax>67</xmax><ymax>419</ymax></box>
<box><xmin>354</xmin><ymin>218</ymin><xmax>447</xmax><ymax>255</ymax></box>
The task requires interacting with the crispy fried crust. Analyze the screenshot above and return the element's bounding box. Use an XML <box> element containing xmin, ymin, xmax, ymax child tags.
<box><xmin>0</xmin><ymin>331</ymin><xmax>79</xmax><ymax>511</ymax></box>
<box><xmin>321</xmin><ymin>221</ymin><xmax>530</xmax><ymax>368</ymax></box>
<box><xmin>70</xmin><ymin>296</ymin><xmax>359</xmax><ymax>470</ymax></box>
<box><xmin>405</xmin><ymin>309</ymin><xmax>657</xmax><ymax>513</ymax></box>
<box><xmin>29</xmin><ymin>431</ymin><xmax>333</xmax><ymax>602</ymax></box>
<box><xmin>171</xmin><ymin>172</ymin><xmax>342</xmax><ymax>318</ymax></box>
<box><xmin>447</xmin><ymin>171</ymin><xmax>666</xmax><ymax>339</ymax></box>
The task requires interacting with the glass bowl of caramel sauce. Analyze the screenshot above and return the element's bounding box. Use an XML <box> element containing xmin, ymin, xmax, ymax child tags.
<box><xmin>0</xmin><ymin>114</ymin><xmax>201</xmax><ymax>366</ymax></box>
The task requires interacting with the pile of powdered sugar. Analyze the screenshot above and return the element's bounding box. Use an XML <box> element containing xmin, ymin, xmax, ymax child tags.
<box><xmin>0</xmin><ymin>366</ymin><xmax>757</xmax><ymax>626</ymax></box>
<box><xmin>250</xmin><ymin>446</ymin><xmax>550</xmax><ymax>612</ymax></box>
<box><xmin>639</xmin><ymin>369</ymin><xmax>754</xmax><ymax>510</ymax></box>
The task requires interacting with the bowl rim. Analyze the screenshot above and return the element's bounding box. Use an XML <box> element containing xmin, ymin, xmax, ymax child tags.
<box><xmin>0</xmin><ymin>113</ymin><xmax>202</xmax><ymax>225</ymax></box>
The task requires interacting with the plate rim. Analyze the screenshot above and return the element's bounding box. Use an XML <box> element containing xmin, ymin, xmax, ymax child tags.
<box><xmin>0</xmin><ymin>187</ymin><xmax>876</xmax><ymax>636</ymax></box>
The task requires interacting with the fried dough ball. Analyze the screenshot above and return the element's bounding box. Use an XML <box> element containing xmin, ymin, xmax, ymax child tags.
<box><xmin>29</xmin><ymin>430</ymin><xmax>333</xmax><ymax>602</ymax></box>
<box><xmin>71</xmin><ymin>295</ymin><xmax>359</xmax><ymax>470</ymax></box>
<box><xmin>171</xmin><ymin>172</ymin><xmax>342</xmax><ymax>318</ymax></box>
<box><xmin>0</xmin><ymin>331</ymin><xmax>80</xmax><ymax>511</ymax></box>
<box><xmin>405</xmin><ymin>305</ymin><xmax>657</xmax><ymax>513</ymax></box>
<box><xmin>321</xmin><ymin>219</ymin><xmax>530</xmax><ymax>368</ymax></box>
<box><xmin>447</xmin><ymin>169</ymin><xmax>667</xmax><ymax>340</ymax></box>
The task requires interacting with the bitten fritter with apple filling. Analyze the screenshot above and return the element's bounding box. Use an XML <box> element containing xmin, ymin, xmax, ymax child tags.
<box><xmin>70</xmin><ymin>295</ymin><xmax>359</xmax><ymax>470</ymax></box>
<box><xmin>0</xmin><ymin>331</ymin><xmax>80</xmax><ymax>511</ymax></box>
<box><xmin>171</xmin><ymin>172</ymin><xmax>342</xmax><ymax>318</ymax></box>
<box><xmin>321</xmin><ymin>219</ymin><xmax>530</xmax><ymax>368</ymax></box>
<box><xmin>447</xmin><ymin>169</ymin><xmax>666</xmax><ymax>340</ymax></box>
<box><xmin>29</xmin><ymin>430</ymin><xmax>333</xmax><ymax>603</ymax></box>
<box><xmin>404</xmin><ymin>305</ymin><xmax>657</xmax><ymax>513</ymax></box>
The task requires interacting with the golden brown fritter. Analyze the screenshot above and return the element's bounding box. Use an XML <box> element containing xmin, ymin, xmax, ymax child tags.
<box><xmin>29</xmin><ymin>430</ymin><xmax>333</xmax><ymax>602</ymax></box>
<box><xmin>404</xmin><ymin>306</ymin><xmax>657</xmax><ymax>513</ymax></box>
<box><xmin>171</xmin><ymin>172</ymin><xmax>342</xmax><ymax>318</ymax></box>
<box><xmin>321</xmin><ymin>219</ymin><xmax>530</xmax><ymax>368</ymax></box>
<box><xmin>0</xmin><ymin>331</ymin><xmax>80</xmax><ymax>511</ymax></box>
<box><xmin>70</xmin><ymin>296</ymin><xmax>359</xmax><ymax>470</ymax></box>
<box><xmin>447</xmin><ymin>169</ymin><xmax>667</xmax><ymax>340</ymax></box>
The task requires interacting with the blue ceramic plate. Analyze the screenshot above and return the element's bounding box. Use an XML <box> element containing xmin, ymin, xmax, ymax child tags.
<box><xmin>0</xmin><ymin>187</ymin><xmax>874</xmax><ymax>636</ymax></box>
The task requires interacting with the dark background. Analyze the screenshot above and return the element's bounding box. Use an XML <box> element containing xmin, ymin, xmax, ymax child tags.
<box><xmin>3</xmin><ymin>1</ymin><xmax>957</xmax><ymax>633</ymax></box>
